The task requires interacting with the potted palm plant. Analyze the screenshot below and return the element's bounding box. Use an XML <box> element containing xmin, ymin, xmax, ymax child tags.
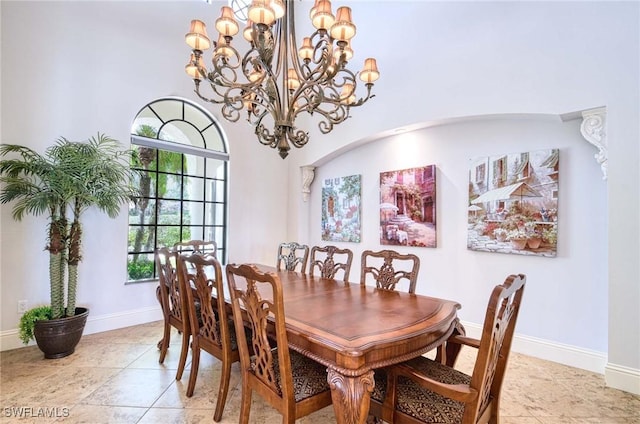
<box><xmin>0</xmin><ymin>134</ymin><xmax>137</xmax><ymax>358</ymax></box>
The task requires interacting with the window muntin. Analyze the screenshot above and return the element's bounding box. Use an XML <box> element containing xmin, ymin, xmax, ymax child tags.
<box><xmin>127</xmin><ymin>98</ymin><xmax>228</xmax><ymax>283</ymax></box>
<box><xmin>229</xmin><ymin>0</ymin><xmax>251</xmax><ymax>22</ymax></box>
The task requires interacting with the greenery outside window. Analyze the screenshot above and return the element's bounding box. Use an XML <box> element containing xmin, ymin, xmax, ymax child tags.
<box><xmin>127</xmin><ymin>98</ymin><xmax>228</xmax><ymax>282</ymax></box>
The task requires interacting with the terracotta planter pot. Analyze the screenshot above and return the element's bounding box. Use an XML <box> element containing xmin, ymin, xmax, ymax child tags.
<box><xmin>527</xmin><ymin>237</ymin><xmax>542</xmax><ymax>249</ymax></box>
<box><xmin>510</xmin><ymin>238</ymin><xmax>527</xmax><ymax>250</ymax></box>
<box><xmin>33</xmin><ymin>307</ymin><xmax>89</xmax><ymax>359</ymax></box>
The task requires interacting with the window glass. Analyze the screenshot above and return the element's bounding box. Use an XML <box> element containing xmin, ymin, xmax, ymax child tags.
<box><xmin>127</xmin><ymin>97</ymin><xmax>228</xmax><ymax>283</ymax></box>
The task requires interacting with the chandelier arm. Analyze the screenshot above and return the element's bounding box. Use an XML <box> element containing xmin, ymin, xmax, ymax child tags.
<box><xmin>289</xmin><ymin>85</ymin><xmax>349</xmax><ymax>135</ymax></box>
<box><xmin>318</xmin><ymin>119</ymin><xmax>336</xmax><ymax>134</ymax></box>
<box><xmin>299</xmin><ymin>32</ymin><xmax>337</xmax><ymax>84</ymax></box>
<box><xmin>207</xmin><ymin>77</ymin><xmax>240</xmax><ymax>102</ymax></box>
<box><xmin>240</xmin><ymin>51</ymin><xmax>265</xmax><ymax>84</ymax></box>
<box><xmin>209</xmin><ymin>45</ymin><xmax>290</xmax><ymax>129</ymax></box>
<box><xmin>310</xmin><ymin>104</ymin><xmax>349</xmax><ymax>134</ymax></box>
<box><xmin>196</xmin><ymin>46</ymin><xmax>259</xmax><ymax>109</ymax></box>
<box><xmin>348</xmin><ymin>92</ymin><xmax>376</xmax><ymax>108</ymax></box>
<box><xmin>192</xmin><ymin>83</ymin><xmax>241</xmax><ymax>123</ymax></box>
<box><xmin>206</xmin><ymin>33</ymin><xmax>276</xmax><ymax>104</ymax></box>
<box><xmin>247</xmin><ymin>23</ymin><xmax>285</xmax><ymax>131</ymax></box>
<box><xmin>285</xmin><ymin>126</ymin><xmax>309</xmax><ymax>149</ymax></box>
<box><xmin>193</xmin><ymin>80</ymin><xmax>224</xmax><ymax>105</ymax></box>
<box><xmin>209</xmin><ymin>46</ymin><xmax>242</xmax><ymax>85</ymax></box>
<box><xmin>255</xmin><ymin>122</ymin><xmax>278</xmax><ymax>148</ymax></box>
<box><xmin>242</xmin><ymin>77</ymin><xmax>283</xmax><ymax>120</ymax></box>
<box><xmin>250</xmin><ymin>93</ymin><xmax>286</xmax><ymax>143</ymax></box>
<box><xmin>314</xmin><ymin>66</ymin><xmax>377</xmax><ymax>109</ymax></box>
<box><xmin>206</xmin><ymin>78</ymin><xmax>249</xmax><ymax>121</ymax></box>
<box><xmin>285</xmin><ymin>62</ymin><xmax>337</xmax><ymax>125</ymax></box>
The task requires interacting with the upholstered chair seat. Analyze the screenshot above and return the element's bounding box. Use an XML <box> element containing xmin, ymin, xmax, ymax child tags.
<box><xmin>371</xmin><ymin>370</ymin><xmax>388</xmax><ymax>404</ymax></box>
<box><xmin>389</xmin><ymin>357</ymin><xmax>471</xmax><ymax>423</ymax></box>
<box><xmin>270</xmin><ymin>349</ymin><xmax>332</xmax><ymax>402</ymax></box>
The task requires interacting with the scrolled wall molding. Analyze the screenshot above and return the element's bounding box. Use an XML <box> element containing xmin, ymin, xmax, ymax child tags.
<box><xmin>301</xmin><ymin>166</ymin><xmax>315</xmax><ymax>201</ymax></box>
<box><xmin>580</xmin><ymin>107</ymin><xmax>607</xmax><ymax>180</ymax></box>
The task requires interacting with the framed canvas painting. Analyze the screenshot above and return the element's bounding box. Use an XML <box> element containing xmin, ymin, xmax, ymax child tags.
<box><xmin>467</xmin><ymin>148</ymin><xmax>559</xmax><ymax>257</ymax></box>
<box><xmin>379</xmin><ymin>165</ymin><xmax>436</xmax><ymax>247</ymax></box>
<box><xmin>321</xmin><ymin>174</ymin><xmax>361</xmax><ymax>242</ymax></box>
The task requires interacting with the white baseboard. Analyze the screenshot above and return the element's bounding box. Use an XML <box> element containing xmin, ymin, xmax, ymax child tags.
<box><xmin>82</xmin><ymin>306</ymin><xmax>163</xmax><ymax>335</ymax></box>
<box><xmin>462</xmin><ymin>322</ymin><xmax>639</xmax><ymax>395</ymax></box>
<box><xmin>605</xmin><ymin>362</ymin><xmax>640</xmax><ymax>395</ymax></box>
<box><xmin>0</xmin><ymin>306</ymin><xmax>163</xmax><ymax>352</ymax></box>
<box><xmin>461</xmin><ymin>321</ymin><xmax>607</xmax><ymax>373</ymax></box>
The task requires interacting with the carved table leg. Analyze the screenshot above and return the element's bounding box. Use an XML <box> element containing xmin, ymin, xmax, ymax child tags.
<box><xmin>327</xmin><ymin>368</ymin><xmax>374</xmax><ymax>424</ymax></box>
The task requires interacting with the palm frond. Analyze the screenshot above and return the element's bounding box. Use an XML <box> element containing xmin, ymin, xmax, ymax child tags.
<box><xmin>1</xmin><ymin>133</ymin><xmax>138</xmax><ymax>316</ymax></box>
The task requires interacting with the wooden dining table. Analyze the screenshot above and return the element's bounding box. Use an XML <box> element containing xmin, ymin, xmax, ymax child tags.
<box><xmin>243</xmin><ymin>264</ymin><xmax>462</xmax><ymax>424</ymax></box>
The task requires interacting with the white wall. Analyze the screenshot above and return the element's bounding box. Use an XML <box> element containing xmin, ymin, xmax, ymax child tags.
<box><xmin>307</xmin><ymin>115</ymin><xmax>608</xmax><ymax>351</ymax></box>
<box><xmin>1</xmin><ymin>0</ymin><xmax>637</xmax><ymax>394</ymax></box>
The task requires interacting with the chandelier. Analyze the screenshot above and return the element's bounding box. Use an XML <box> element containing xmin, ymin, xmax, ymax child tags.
<box><xmin>184</xmin><ymin>0</ymin><xmax>380</xmax><ymax>159</ymax></box>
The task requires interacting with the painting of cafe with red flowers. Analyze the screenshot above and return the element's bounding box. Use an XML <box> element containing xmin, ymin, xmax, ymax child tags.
<box><xmin>467</xmin><ymin>148</ymin><xmax>559</xmax><ymax>257</ymax></box>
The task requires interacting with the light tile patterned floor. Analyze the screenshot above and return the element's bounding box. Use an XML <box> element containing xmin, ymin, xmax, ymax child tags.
<box><xmin>1</xmin><ymin>321</ymin><xmax>638</xmax><ymax>423</ymax></box>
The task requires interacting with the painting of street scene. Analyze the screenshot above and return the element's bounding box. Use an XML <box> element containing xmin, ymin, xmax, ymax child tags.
<box><xmin>467</xmin><ymin>149</ymin><xmax>559</xmax><ymax>257</ymax></box>
<box><xmin>380</xmin><ymin>165</ymin><xmax>437</xmax><ymax>248</ymax></box>
<box><xmin>321</xmin><ymin>174</ymin><xmax>361</xmax><ymax>243</ymax></box>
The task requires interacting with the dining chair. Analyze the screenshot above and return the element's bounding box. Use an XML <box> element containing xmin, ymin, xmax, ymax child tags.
<box><xmin>309</xmin><ymin>245</ymin><xmax>354</xmax><ymax>281</ymax></box>
<box><xmin>276</xmin><ymin>241</ymin><xmax>310</xmax><ymax>272</ymax></box>
<box><xmin>155</xmin><ymin>247</ymin><xmax>190</xmax><ymax>381</ymax></box>
<box><xmin>178</xmin><ymin>253</ymin><xmax>240</xmax><ymax>422</ymax></box>
<box><xmin>226</xmin><ymin>263</ymin><xmax>333</xmax><ymax>424</ymax></box>
<box><xmin>360</xmin><ymin>249</ymin><xmax>420</xmax><ymax>294</ymax></box>
<box><xmin>173</xmin><ymin>239</ymin><xmax>217</xmax><ymax>257</ymax></box>
<box><xmin>369</xmin><ymin>274</ymin><xmax>526</xmax><ymax>424</ymax></box>
<box><xmin>360</xmin><ymin>248</ymin><xmax>443</xmax><ymax>405</ymax></box>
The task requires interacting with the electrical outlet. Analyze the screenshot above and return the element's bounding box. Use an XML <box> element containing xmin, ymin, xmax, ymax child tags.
<box><xmin>17</xmin><ymin>300</ymin><xmax>28</xmax><ymax>314</ymax></box>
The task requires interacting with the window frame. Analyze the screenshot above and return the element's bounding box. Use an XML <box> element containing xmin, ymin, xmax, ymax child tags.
<box><xmin>127</xmin><ymin>97</ymin><xmax>229</xmax><ymax>284</ymax></box>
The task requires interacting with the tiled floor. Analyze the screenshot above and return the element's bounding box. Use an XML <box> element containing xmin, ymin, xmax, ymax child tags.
<box><xmin>1</xmin><ymin>321</ymin><xmax>639</xmax><ymax>423</ymax></box>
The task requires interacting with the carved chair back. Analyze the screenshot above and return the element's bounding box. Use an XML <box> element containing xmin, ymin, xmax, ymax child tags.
<box><xmin>156</xmin><ymin>247</ymin><xmax>184</xmax><ymax>324</ymax></box>
<box><xmin>173</xmin><ymin>239</ymin><xmax>217</xmax><ymax>257</ymax></box>
<box><xmin>372</xmin><ymin>274</ymin><xmax>526</xmax><ymax>424</ymax></box>
<box><xmin>465</xmin><ymin>274</ymin><xmax>526</xmax><ymax>423</ymax></box>
<box><xmin>309</xmin><ymin>245</ymin><xmax>354</xmax><ymax>281</ymax></box>
<box><xmin>360</xmin><ymin>249</ymin><xmax>420</xmax><ymax>294</ymax></box>
<box><xmin>178</xmin><ymin>253</ymin><xmax>238</xmax><ymax>421</ymax></box>
<box><xmin>154</xmin><ymin>247</ymin><xmax>190</xmax><ymax>378</ymax></box>
<box><xmin>276</xmin><ymin>241</ymin><xmax>309</xmax><ymax>272</ymax></box>
<box><xmin>226</xmin><ymin>263</ymin><xmax>332</xmax><ymax>423</ymax></box>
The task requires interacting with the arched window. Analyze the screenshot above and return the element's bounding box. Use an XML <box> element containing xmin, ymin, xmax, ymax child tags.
<box><xmin>127</xmin><ymin>97</ymin><xmax>229</xmax><ymax>282</ymax></box>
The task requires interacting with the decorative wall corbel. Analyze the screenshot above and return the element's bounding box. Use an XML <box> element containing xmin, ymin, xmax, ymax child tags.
<box><xmin>580</xmin><ymin>107</ymin><xmax>607</xmax><ymax>180</ymax></box>
<box><xmin>301</xmin><ymin>166</ymin><xmax>315</xmax><ymax>201</ymax></box>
